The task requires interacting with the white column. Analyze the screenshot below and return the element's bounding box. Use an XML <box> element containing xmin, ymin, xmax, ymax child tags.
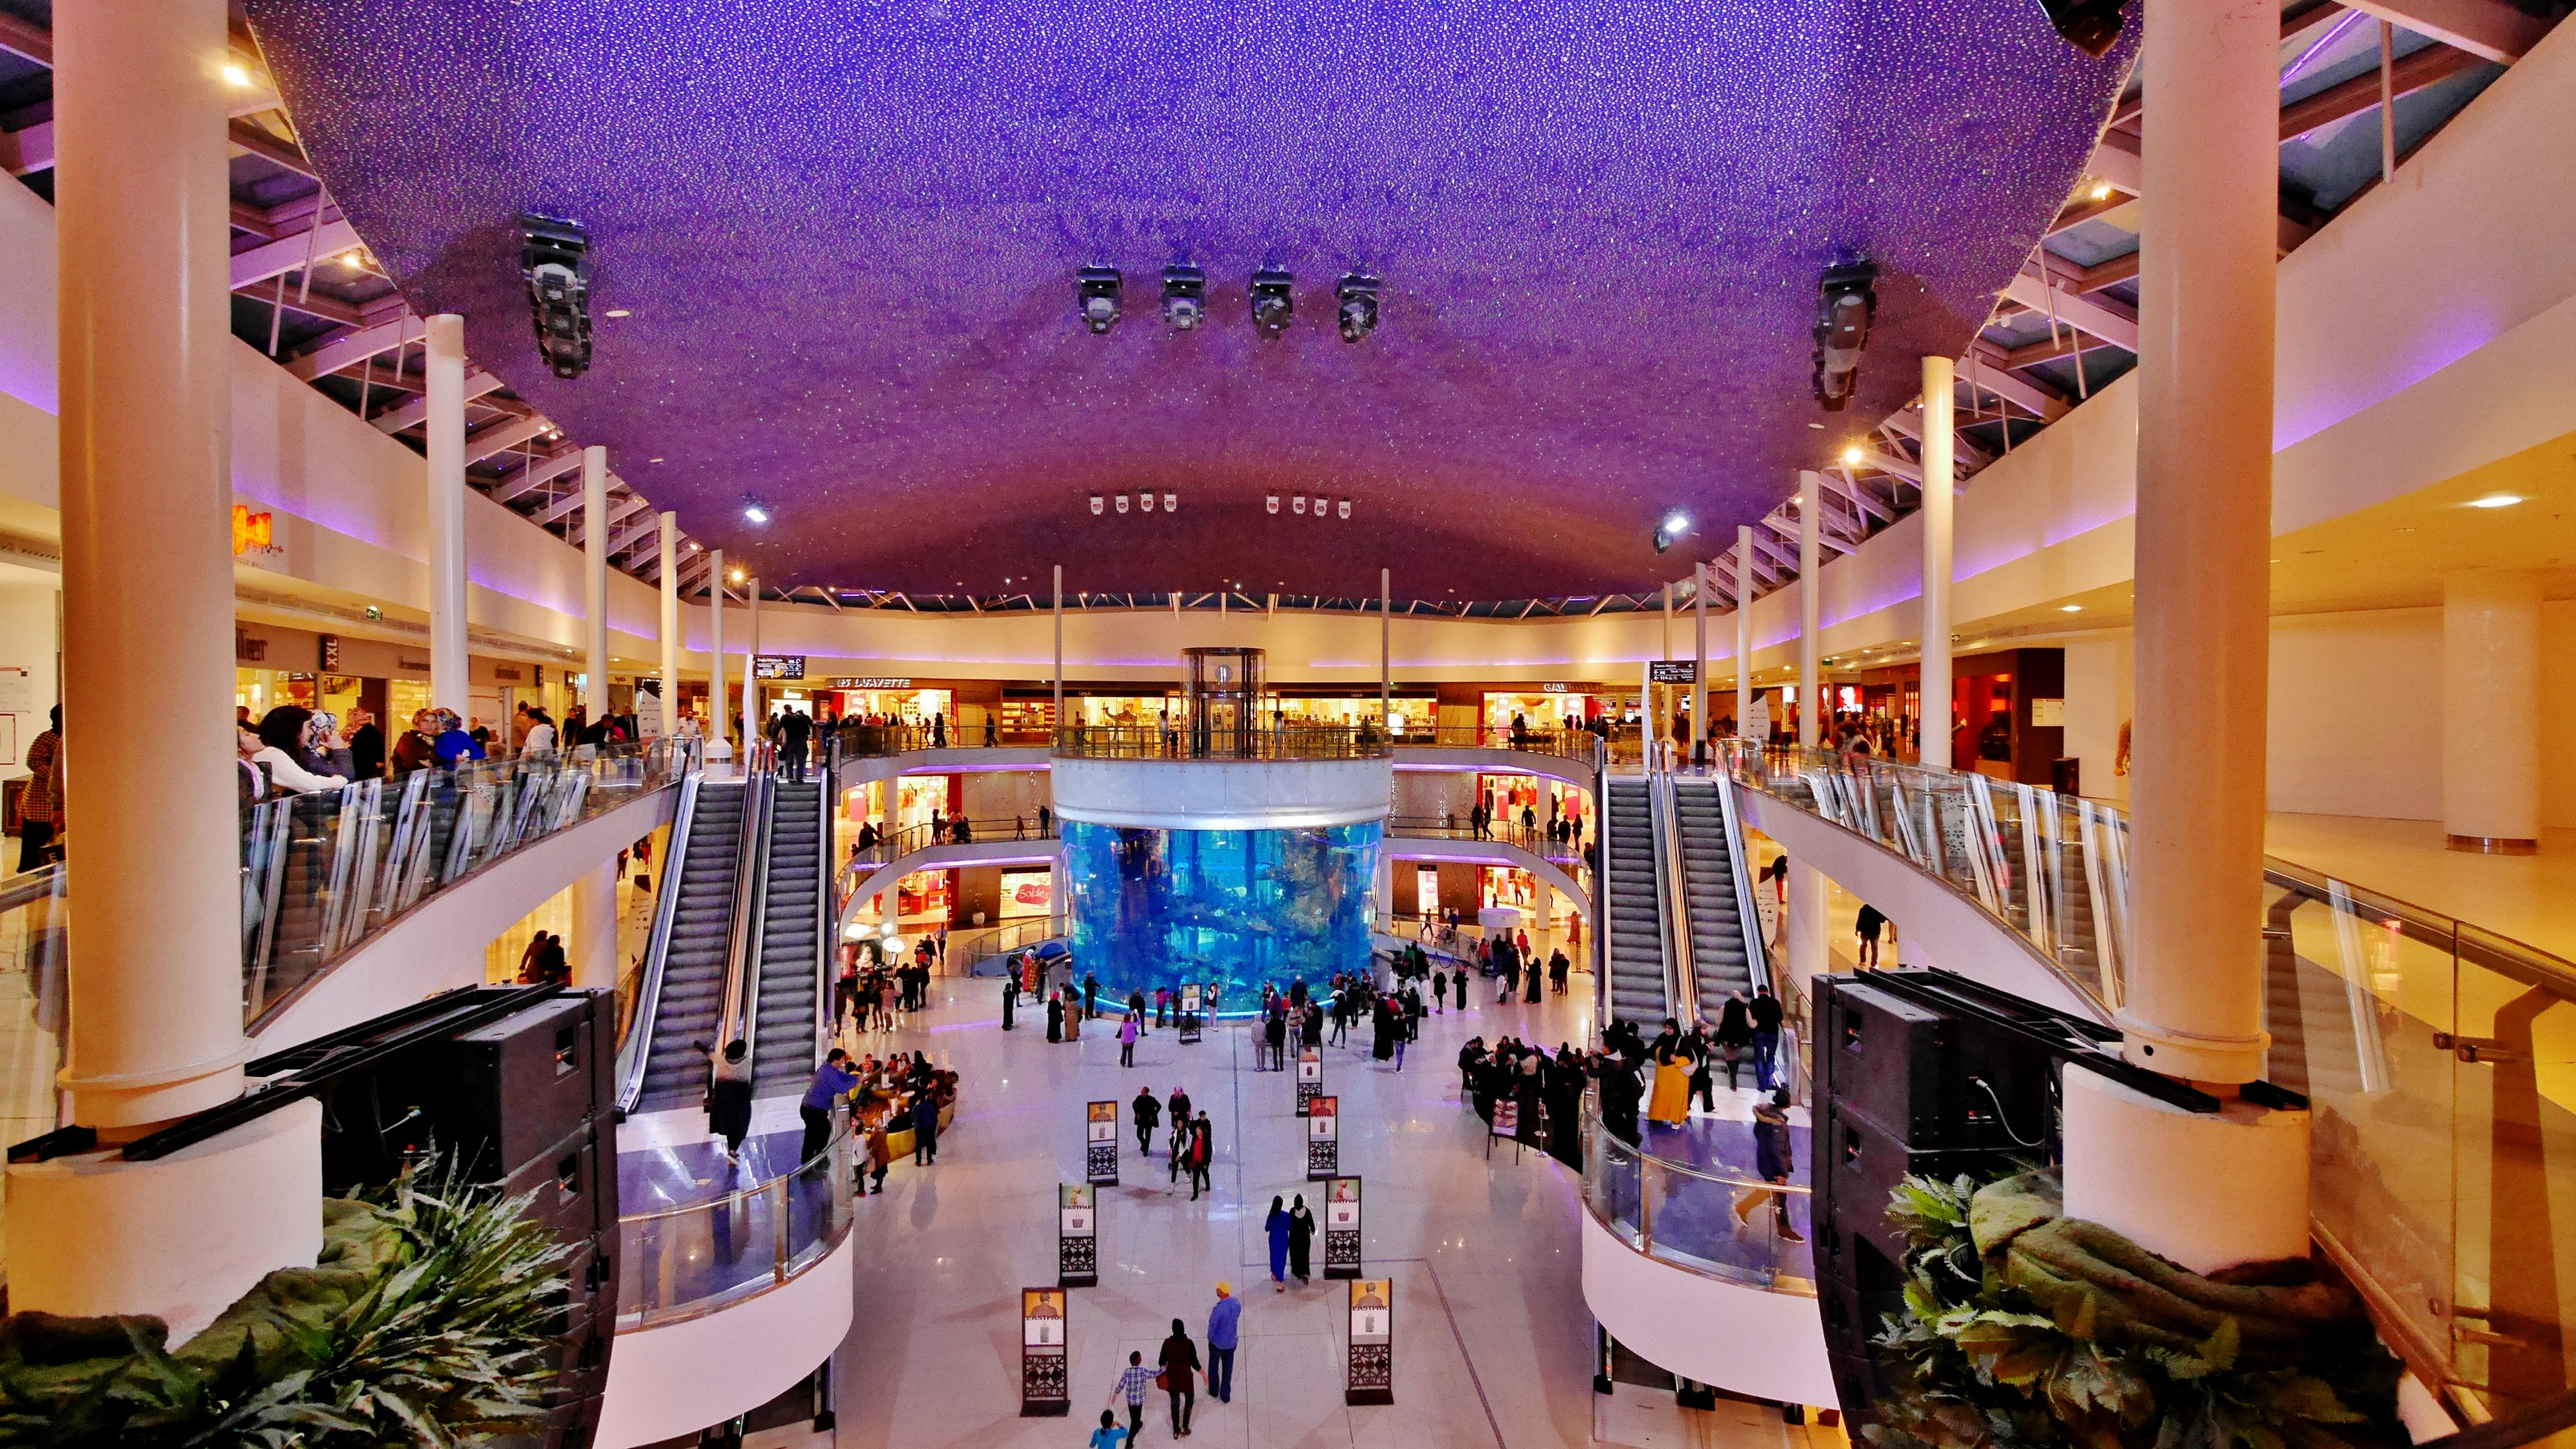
<box><xmin>2065</xmin><ymin>0</ymin><xmax>2308</xmax><ymax>1280</ymax></box>
<box><xmin>2123</xmin><ymin>0</ymin><xmax>2276</xmax><ymax>1086</ymax></box>
<box><xmin>1051</xmin><ymin>564</ymin><xmax>1064</xmax><ymax>742</ymax></box>
<box><xmin>1797</xmin><ymin>469</ymin><xmax>1822</xmax><ymax>748</ymax></box>
<box><xmin>582</xmin><ymin>445</ymin><xmax>609</xmax><ymax>722</ymax></box>
<box><xmin>658</xmin><ymin>513</ymin><xmax>679</xmax><ymax>738</ymax></box>
<box><xmin>15</xmin><ymin>0</ymin><xmax>324</xmax><ymax>1337</ymax></box>
<box><xmin>426</xmin><ymin>313</ymin><xmax>469</xmax><ymax>715</ymax></box>
<box><xmin>707</xmin><ymin>549</ymin><xmax>729</xmax><ymax>759</ymax></box>
<box><xmin>1692</xmin><ymin>561</ymin><xmax>1707</xmax><ymax>762</ymax></box>
<box><xmin>1919</xmin><ymin>356</ymin><xmax>1955</xmax><ymax>769</ymax></box>
<box><xmin>1381</xmin><ymin>568</ymin><xmax>1392</xmax><ymax>731</ymax></box>
<box><xmin>745</xmin><ymin>574</ymin><xmax>762</xmax><ymax>740</ymax></box>
<box><xmin>50</xmin><ymin>0</ymin><xmax>248</xmax><ymax>1129</ymax></box>
<box><xmin>1735</xmin><ymin>526</ymin><xmax>1754</xmax><ymax>735</ymax></box>
<box><xmin>1788</xmin><ymin>861</ymin><xmax>1828</xmax><ymax>995</ymax></box>
<box><xmin>2442</xmin><ymin>570</ymin><xmax>2542</xmax><ymax>851</ymax></box>
<box><xmin>571</xmin><ymin>859</ymin><xmax>619</xmax><ymax>991</ymax></box>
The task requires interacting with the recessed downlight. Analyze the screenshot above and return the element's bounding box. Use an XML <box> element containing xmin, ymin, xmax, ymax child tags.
<box><xmin>2470</xmin><ymin>494</ymin><xmax>2524</xmax><ymax>509</ymax></box>
<box><xmin>2061</xmin><ymin>604</ymin><xmax>2082</xmax><ymax>613</ymax></box>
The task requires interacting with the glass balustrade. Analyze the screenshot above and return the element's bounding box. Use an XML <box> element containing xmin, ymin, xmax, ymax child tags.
<box><xmin>0</xmin><ymin>867</ymin><xmax>68</xmax><ymax>1167</ymax></box>
<box><xmin>1382</xmin><ymin>815</ymin><xmax>1596</xmax><ymax>901</ymax></box>
<box><xmin>616</xmin><ymin>1121</ymin><xmax>855</xmax><ymax>1327</ymax></box>
<box><xmin>1051</xmin><ymin>723</ymin><xmax>1394</xmax><ymax>761</ymax></box>
<box><xmin>1580</xmin><ymin>1096</ymin><xmax>1813</xmax><ymax>1293</ymax></box>
<box><xmin>240</xmin><ymin>738</ymin><xmax>693</xmax><ymax>1024</ymax></box>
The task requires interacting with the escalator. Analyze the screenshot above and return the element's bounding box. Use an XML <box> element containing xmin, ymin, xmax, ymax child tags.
<box><xmin>625</xmin><ymin>778</ymin><xmax>751</xmax><ymax>1113</ymax></box>
<box><xmin>1671</xmin><ymin>779</ymin><xmax>1761</xmax><ymax>1022</ymax></box>
<box><xmin>1603</xmin><ymin>778</ymin><xmax>1670</xmax><ymax>1026</ymax></box>
<box><xmin>748</xmin><ymin>776</ymin><xmax>827</xmax><ymax>1097</ymax></box>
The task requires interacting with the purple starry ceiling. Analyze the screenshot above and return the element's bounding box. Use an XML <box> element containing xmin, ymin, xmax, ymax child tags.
<box><xmin>244</xmin><ymin>0</ymin><xmax>2132</xmax><ymax>602</ymax></box>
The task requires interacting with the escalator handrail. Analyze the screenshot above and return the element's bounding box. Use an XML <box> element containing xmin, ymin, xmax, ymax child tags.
<box><xmin>1653</xmin><ymin>772</ymin><xmax>1698</xmax><ymax>1028</ymax></box>
<box><xmin>723</xmin><ymin>767</ymin><xmax>776</xmax><ymax>1061</ymax></box>
<box><xmin>812</xmin><ymin>742</ymin><xmax>838</xmax><ymax>1071</ymax></box>
<box><xmin>1714</xmin><ymin>772</ymin><xmax>1775</xmax><ymax>1000</ymax></box>
<box><xmin>1596</xmin><ymin>777</ymin><xmax>1618</xmax><ymax>1028</ymax></box>
<box><xmin>615</xmin><ymin>769</ymin><xmax>705</xmax><ymax>1113</ymax></box>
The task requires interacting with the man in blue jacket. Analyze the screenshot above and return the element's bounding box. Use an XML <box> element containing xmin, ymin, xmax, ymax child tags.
<box><xmin>800</xmin><ymin>1049</ymin><xmax>861</xmax><ymax>1164</ymax></box>
<box><xmin>1206</xmin><ymin>1282</ymin><xmax>1242</xmax><ymax>1404</ymax></box>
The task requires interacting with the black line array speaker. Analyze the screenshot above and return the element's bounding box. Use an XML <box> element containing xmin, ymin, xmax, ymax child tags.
<box><xmin>1811</xmin><ymin>975</ymin><xmax>2058</xmax><ymax>1426</ymax></box>
<box><xmin>308</xmin><ymin>988</ymin><xmax>619</xmax><ymax>1449</ymax></box>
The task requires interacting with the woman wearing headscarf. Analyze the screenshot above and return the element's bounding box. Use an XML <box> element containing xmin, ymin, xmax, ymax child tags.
<box><xmin>251</xmin><ymin>706</ymin><xmax>347</xmax><ymax>795</ymax></box>
<box><xmin>1715</xmin><ymin>992</ymin><xmax>1755</xmax><ymax>1092</ymax></box>
<box><xmin>698</xmin><ymin>1037</ymin><xmax>754</xmax><ymax>1162</ymax></box>
<box><xmin>1288</xmin><ymin>1193</ymin><xmax>1316</xmax><ymax>1283</ymax></box>
<box><xmin>302</xmin><ymin>710</ymin><xmax>356</xmax><ymax>780</ymax></box>
<box><xmin>1645</xmin><ymin>1019</ymin><xmax>1692</xmax><ymax>1126</ymax></box>
<box><xmin>1264</xmin><ymin>1194</ymin><xmax>1292</xmax><ymax>1290</ymax></box>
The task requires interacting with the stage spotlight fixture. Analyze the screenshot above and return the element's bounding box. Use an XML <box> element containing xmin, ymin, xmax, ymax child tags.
<box><xmin>1654</xmin><ymin>511</ymin><xmax>1691</xmax><ymax>553</ymax></box>
<box><xmin>1267</xmin><ymin>495</ymin><xmax>1280</xmax><ymax>514</ymax></box>
<box><xmin>1162</xmin><ymin>264</ymin><xmax>1207</xmax><ymax>331</ymax></box>
<box><xmin>518</xmin><ymin>213</ymin><xmax>595</xmax><ymax>380</ymax></box>
<box><xmin>1076</xmin><ymin>264</ymin><xmax>1123</xmax><ymax>335</ymax></box>
<box><xmin>1312</xmin><ymin>494</ymin><xmax>1327</xmax><ymax>516</ymax></box>
<box><xmin>1163</xmin><ymin>493</ymin><xmax>1178</xmax><ymax>512</ymax></box>
<box><xmin>1335</xmin><ymin>273</ymin><xmax>1381</xmax><ymax>343</ymax></box>
<box><xmin>1293</xmin><ymin>496</ymin><xmax>1308</xmax><ymax>515</ymax></box>
<box><xmin>1116</xmin><ymin>494</ymin><xmax>1131</xmax><ymax>514</ymax></box>
<box><xmin>1336</xmin><ymin>498</ymin><xmax>1352</xmax><ymax>519</ymax></box>
<box><xmin>1139</xmin><ymin>492</ymin><xmax>1156</xmax><ymax>513</ymax></box>
<box><xmin>743</xmin><ymin>499</ymin><xmax>771</xmax><ymax>525</ymax></box>
<box><xmin>2035</xmin><ymin>0</ymin><xmax>2131</xmax><ymax>56</ymax></box>
<box><xmin>1090</xmin><ymin>494</ymin><xmax>1105</xmax><ymax>515</ymax></box>
<box><xmin>1250</xmin><ymin>268</ymin><xmax>1296</xmax><ymax>340</ymax></box>
<box><xmin>1811</xmin><ymin>260</ymin><xmax>1880</xmax><ymax>412</ymax></box>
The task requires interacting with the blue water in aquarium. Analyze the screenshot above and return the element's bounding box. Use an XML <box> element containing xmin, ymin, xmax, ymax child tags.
<box><xmin>1062</xmin><ymin>821</ymin><xmax>1381</xmax><ymax>1012</ymax></box>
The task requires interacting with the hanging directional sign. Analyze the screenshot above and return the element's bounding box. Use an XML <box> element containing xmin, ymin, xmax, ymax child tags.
<box><xmin>1344</xmin><ymin>1278</ymin><xmax>1393</xmax><ymax>1406</ymax></box>
<box><xmin>1307</xmin><ymin>1095</ymin><xmax>1339</xmax><ymax>1180</ymax></box>
<box><xmin>1296</xmin><ymin>1049</ymin><xmax>1322</xmax><ymax>1117</ymax></box>
<box><xmin>1021</xmin><ymin>1287</ymin><xmax>1070</xmax><ymax>1416</ymax></box>
<box><xmin>1085</xmin><ymin>1101</ymin><xmax>1119</xmax><ymax>1185</ymax></box>
<box><xmin>1058</xmin><ymin>1184</ymin><xmax>1098</xmax><ymax>1289</ymax></box>
<box><xmin>1324</xmin><ymin>1176</ymin><xmax>1363</xmax><ymax>1281</ymax></box>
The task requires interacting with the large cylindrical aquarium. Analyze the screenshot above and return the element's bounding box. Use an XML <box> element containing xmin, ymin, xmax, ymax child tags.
<box><xmin>1062</xmin><ymin>820</ymin><xmax>1381</xmax><ymax>1011</ymax></box>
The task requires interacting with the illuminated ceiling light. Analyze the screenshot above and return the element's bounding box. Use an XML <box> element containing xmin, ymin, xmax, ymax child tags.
<box><xmin>1075</xmin><ymin>264</ymin><xmax>1123</xmax><ymax>335</ymax></box>
<box><xmin>220</xmin><ymin>62</ymin><xmax>254</xmax><ymax>87</ymax></box>
<box><xmin>650</xmin><ymin>457</ymin><xmax>665</xmax><ymax>464</ymax></box>
<box><xmin>1337</xmin><ymin>498</ymin><xmax>1352</xmax><ymax>519</ymax></box>
<box><xmin>1654</xmin><ymin>511</ymin><xmax>1691</xmax><ymax>553</ymax></box>
<box><xmin>1266</xmin><ymin>494</ymin><xmax>1280</xmax><ymax>514</ymax></box>
<box><xmin>604</xmin><ymin>308</ymin><xmax>631</xmax><ymax>318</ymax></box>
<box><xmin>1808</xmin><ymin>422</ymin><xmax>1826</xmax><ymax>430</ymax></box>
<box><xmin>1249</xmin><ymin>267</ymin><xmax>1295</xmax><ymax>340</ymax></box>
<box><xmin>1090</xmin><ymin>494</ymin><xmax>1105</xmax><ymax>516</ymax></box>
<box><xmin>2061</xmin><ymin>604</ymin><xmax>2082</xmax><ymax>613</ymax></box>
<box><xmin>1161</xmin><ymin>264</ymin><xmax>1207</xmax><ymax>331</ymax></box>
<box><xmin>2090</xmin><ymin>182</ymin><xmax>2114</xmax><ymax>202</ymax></box>
<box><xmin>743</xmin><ymin>499</ymin><xmax>770</xmax><ymax>525</ymax></box>
<box><xmin>1840</xmin><ymin>444</ymin><xmax>1864</xmax><ymax>466</ymax></box>
<box><xmin>1115</xmin><ymin>494</ymin><xmax>1131</xmax><ymax>514</ymax></box>
<box><xmin>728</xmin><ymin>568</ymin><xmax>745</xmax><ymax>584</ymax></box>
<box><xmin>1164</xmin><ymin>493</ymin><xmax>1179</xmax><ymax>512</ymax></box>
<box><xmin>2470</xmin><ymin>494</ymin><xmax>2524</xmax><ymax>509</ymax></box>
<box><xmin>1292</xmin><ymin>496</ymin><xmax>1308</xmax><ymax>515</ymax></box>
<box><xmin>1137</xmin><ymin>492</ymin><xmax>1155</xmax><ymax>513</ymax></box>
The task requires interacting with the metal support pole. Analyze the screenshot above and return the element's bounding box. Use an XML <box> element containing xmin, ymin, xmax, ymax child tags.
<box><xmin>426</xmin><ymin>314</ymin><xmax>468</xmax><ymax>716</ymax></box>
<box><xmin>658</xmin><ymin>513</ymin><xmax>679</xmax><ymax>739</ymax></box>
<box><xmin>1920</xmin><ymin>356</ymin><xmax>1955</xmax><ymax>769</ymax></box>
<box><xmin>582</xmin><ymin>446</ymin><xmax>610</xmax><ymax>720</ymax></box>
<box><xmin>1052</xmin><ymin>564</ymin><xmax>1064</xmax><ymax>743</ymax></box>
<box><xmin>1797</xmin><ymin>470</ymin><xmax>1821</xmax><ymax>748</ymax></box>
<box><xmin>1692</xmin><ymin>561</ymin><xmax>1707</xmax><ymax>764</ymax></box>
<box><xmin>1381</xmin><ymin>567</ymin><xmax>1392</xmax><ymax>733</ymax></box>
<box><xmin>1735</xmin><ymin>526</ymin><xmax>1754</xmax><ymax>737</ymax></box>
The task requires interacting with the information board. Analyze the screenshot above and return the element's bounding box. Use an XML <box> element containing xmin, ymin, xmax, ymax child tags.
<box><xmin>1324</xmin><ymin>1176</ymin><xmax>1363</xmax><ymax>1280</ymax></box>
<box><xmin>1177</xmin><ymin>983</ymin><xmax>1204</xmax><ymax>1044</ymax></box>
<box><xmin>1307</xmin><ymin>1095</ymin><xmax>1339</xmax><ymax>1179</ymax></box>
<box><xmin>1021</xmin><ymin>1288</ymin><xmax>1069</xmax><ymax>1415</ymax></box>
<box><xmin>1296</xmin><ymin>1049</ymin><xmax>1322</xmax><ymax>1117</ymax></box>
<box><xmin>1648</xmin><ymin>660</ymin><xmax>1699</xmax><ymax>684</ymax></box>
<box><xmin>1058</xmin><ymin>1184</ymin><xmax>1097</xmax><ymax>1288</ymax></box>
<box><xmin>1344</xmin><ymin>1279</ymin><xmax>1393</xmax><ymax>1405</ymax></box>
<box><xmin>1085</xmin><ymin>1101</ymin><xmax>1119</xmax><ymax>1185</ymax></box>
<box><xmin>752</xmin><ymin>654</ymin><xmax>807</xmax><ymax>681</ymax></box>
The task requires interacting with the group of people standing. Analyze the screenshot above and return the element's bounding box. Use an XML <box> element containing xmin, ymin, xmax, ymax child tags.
<box><xmin>1128</xmin><ymin>1084</ymin><xmax>1216</xmax><ymax>1199</ymax></box>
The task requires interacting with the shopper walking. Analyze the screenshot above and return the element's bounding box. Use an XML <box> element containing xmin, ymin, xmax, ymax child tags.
<box><xmin>1115</xmin><ymin>1350</ymin><xmax>1154</xmax><ymax>1443</ymax></box>
<box><xmin>1133</xmin><ymin>1086</ymin><xmax>1162</xmax><ymax>1155</ymax></box>
<box><xmin>1750</xmin><ymin>985</ymin><xmax>1784</xmax><ymax>1090</ymax></box>
<box><xmin>1119</xmin><ymin>1009</ymin><xmax>1142</xmax><ymax>1068</ymax></box>
<box><xmin>1158</xmin><ymin>1318</ymin><xmax>1200</xmax><ymax>1436</ymax></box>
<box><xmin>1264</xmin><ymin>1196</ymin><xmax>1292</xmax><ymax>1290</ymax></box>
<box><xmin>1287</xmin><ymin>1194</ymin><xmax>1316</xmax><ymax>1282</ymax></box>
<box><xmin>699</xmin><ymin>1039</ymin><xmax>754</xmax><ymax>1162</ymax></box>
<box><xmin>1715</xmin><ymin>993</ymin><xmax>1752</xmax><ymax>1090</ymax></box>
<box><xmin>1856</xmin><ymin>902</ymin><xmax>1886</xmax><ymax>968</ymax></box>
<box><xmin>1206</xmin><ymin>1283</ymin><xmax>1242</xmax><ymax>1403</ymax></box>
<box><xmin>1185</xmin><ymin>1112</ymin><xmax>1214</xmax><ymax>1200</ymax></box>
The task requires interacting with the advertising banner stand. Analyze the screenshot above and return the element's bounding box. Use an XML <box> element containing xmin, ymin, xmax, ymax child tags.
<box><xmin>1058</xmin><ymin>1184</ymin><xmax>1097</xmax><ymax>1289</ymax></box>
<box><xmin>1178</xmin><ymin>983</ymin><xmax>1204</xmax><ymax>1045</ymax></box>
<box><xmin>1021</xmin><ymin>1288</ymin><xmax>1070</xmax><ymax>1416</ymax></box>
<box><xmin>1324</xmin><ymin>1176</ymin><xmax>1362</xmax><ymax>1280</ymax></box>
<box><xmin>1085</xmin><ymin>1101</ymin><xmax>1120</xmax><ymax>1185</ymax></box>
<box><xmin>1296</xmin><ymin>1049</ymin><xmax>1322</xmax><ymax>1117</ymax></box>
<box><xmin>1486</xmin><ymin>1099</ymin><xmax>1526</xmax><ymax>1164</ymax></box>
<box><xmin>1307</xmin><ymin>1095</ymin><xmax>1339</xmax><ymax>1180</ymax></box>
<box><xmin>1344</xmin><ymin>1279</ymin><xmax>1393</xmax><ymax>1406</ymax></box>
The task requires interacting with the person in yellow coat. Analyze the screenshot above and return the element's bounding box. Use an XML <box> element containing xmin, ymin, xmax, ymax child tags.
<box><xmin>1645</xmin><ymin>1021</ymin><xmax>1692</xmax><ymax>1126</ymax></box>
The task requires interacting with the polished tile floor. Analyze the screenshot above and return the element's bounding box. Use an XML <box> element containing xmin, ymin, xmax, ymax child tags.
<box><xmin>2264</xmin><ymin>813</ymin><xmax>2576</xmax><ymax>960</ymax></box>
<box><xmin>835</xmin><ymin>974</ymin><xmax>1611</xmax><ymax>1447</ymax></box>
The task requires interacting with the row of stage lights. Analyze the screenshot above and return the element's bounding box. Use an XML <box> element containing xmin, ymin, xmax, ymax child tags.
<box><xmin>1086</xmin><ymin>491</ymin><xmax>1357</xmax><ymax>518</ymax></box>
<box><xmin>1078</xmin><ymin>264</ymin><xmax>1381</xmax><ymax>343</ymax></box>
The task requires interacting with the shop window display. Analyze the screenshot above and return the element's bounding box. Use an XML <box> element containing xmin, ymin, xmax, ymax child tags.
<box><xmin>1062</xmin><ymin>821</ymin><xmax>1381</xmax><ymax>1010</ymax></box>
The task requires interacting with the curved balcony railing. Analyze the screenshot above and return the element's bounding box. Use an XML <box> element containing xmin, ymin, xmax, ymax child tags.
<box><xmin>617</xmin><ymin>1119</ymin><xmax>855</xmax><ymax>1329</ymax></box>
<box><xmin>1383</xmin><ymin>815</ymin><xmax>1596</xmax><ymax>902</ymax></box>
<box><xmin>1712</xmin><ymin>736</ymin><xmax>2576</xmax><ymax>1423</ymax></box>
<box><xmin>845</xmin><ymin>816</ymin><xmax>1059</xmax><ymax>872</ymax></box>
<box><xmin>1052</xmin><ymin>723</ymin><xmax>1394</xmax><ymax>761</ymax></box>
<box><xmin>1580</xmin><ymin>1095</ymin><xmax>1812</xmax><ymax>1294</ymax></box>
<box><xmin>241</xmin><ymin>738</ymin><xmax>695</xmax><ymax>1026</ymax></box>
<box><xmin>949</xmin><ymin>915</ymin><xmax>1070</xmax><ymax>976</ymax></box>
